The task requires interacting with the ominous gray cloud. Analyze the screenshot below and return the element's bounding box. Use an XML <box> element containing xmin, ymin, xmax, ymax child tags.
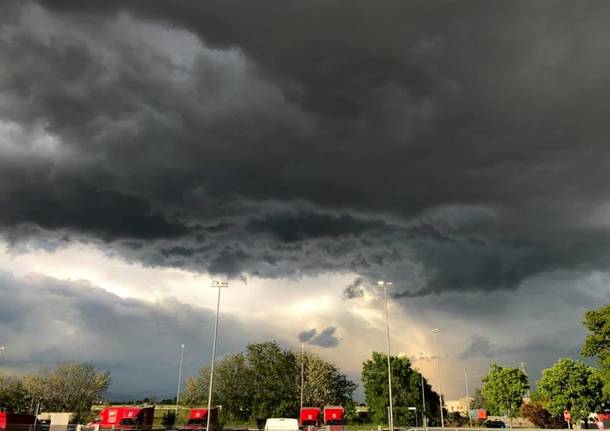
<box><xmin>2</xmin><ymin>0</ymin><xmax>610</xmax><ymax>297</ymax></box>
<box><xmin>298</xmin><ymin>329</ymin><xmax>317</xmax><ymax>343</ymax></box>
<box><xmin>342</xmin><ymin>278</ymin><xmax>365</xmax><ymax>299</ymax></box>
<box><xmin>0</xmin><ymin>271</ymin><xmax>281</xmax><ymax>399</ymax></box>
<box><xmin>309</xmin><ymin>327</ymin><xmax>340</xmax><ymax>348</ymax></box>
<box><xmin>459</xmin><ymin>334</ymin><xmax>495</xmax><ymax>359</ymax></box>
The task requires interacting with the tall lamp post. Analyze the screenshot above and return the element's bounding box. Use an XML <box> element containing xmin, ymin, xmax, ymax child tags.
<box><xmin>378</xmin><ymin>281</ymin><xmax>394</xmax><ymax>431</ymax></box>
<box><xmin>300</xmin><ymin>343</ymin><xmax>305</xmax><ymax>409</ymax></box>
<box><xmin>431</xmin><ymin>329</ymin><xmax>444</xmax><ymax>428</ymax></box>
<box><xmin>464</xmin><ymin>369</ymin><xmax>472</xmax><ymax>428</ymax></box>
<box><xmin>419</xmin><ymin>353</ymin><xmax>427</xmax><ymax>429</ymax></box>
<box><xmin>207</xmin><ymin>281</ymin><xmax>228</xmax><ymax>431</ymax></box>
<box><xmin>175</xmin><ymin>344</ymin><xmax>185</xmax><ymax>419</ymax></box>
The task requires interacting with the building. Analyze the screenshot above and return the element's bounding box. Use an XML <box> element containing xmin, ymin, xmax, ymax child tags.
<box><xmin>444</xmin><ymin>397</ymin><xmax>473</xmax><ymax>415</ymax></box>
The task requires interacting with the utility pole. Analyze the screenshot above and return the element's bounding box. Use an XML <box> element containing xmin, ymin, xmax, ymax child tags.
<box><xmin>431</xmin><ymin>329</ymin><xmax>444</xmax><ymax>428</ymax></box>
<box><xmin>300</xmin><ymin>343</ymin><xmax>305</xmax><ymax>409</ymax></box>
<box><xmin>175</xmin><ymin>344</ymin><xmax>185</xmax><ymax>420</ymax></box>
<box><xmin>207</xmin><ymin>281</ymin><xmax>228</xmax><ymax>431</ymax></box>
<box><xmin>378</xmin><ymin>281</ymin><xmax>394</xmax><ymax>431</ymax></box>
<box><xmin>419</xmin><ymin>353</ymin><xmax>427</xmax><ymax>429</ymax></box>
<box><xmin>464</xmin><ymin>369</ymin><xmax>472</xmax><ymax>428</ymax></box>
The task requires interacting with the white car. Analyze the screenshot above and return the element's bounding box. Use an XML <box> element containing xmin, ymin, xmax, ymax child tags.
<box><xmin>264</xmin><ymin>418</ymin><xmax>299</xmax><ymax>431</ymax></box>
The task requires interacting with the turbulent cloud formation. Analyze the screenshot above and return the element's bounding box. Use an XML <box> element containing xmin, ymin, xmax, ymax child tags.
<box><xmin>3</xmin><ymin>0</ymin><xmax>610</xmax><ymax>398</ymax></box>
<box><xmin>460</xmin><ymin>334</ymin><xmax>495</xmax><ymax>359</ymax></box>
<box><xmin>2</xmin><ymin>0</ymin><xmax>610</xmax><ymax>298</ymax></box>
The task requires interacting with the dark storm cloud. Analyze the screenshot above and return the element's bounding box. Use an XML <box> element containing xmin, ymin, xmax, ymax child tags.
<box><xmin>298</xmin><ymin>328</ymin><xmax>317</xmax><ymax>343</ymax></box>
<box><xmin>459</xmin><ymin>334</ymin><xmax>495</xmax><ymax>359</ymax></box>
<box><xmin>307</xmin><ymin>327</ymin><xmax>340</xmax><ymax>348</ymax></box>
<box><xmin>0</xmin><ymin>271</ymin><xmax>279</xmax><ymax>398</ymax></box>
<box><xmin>3</xmin><ymin>1</ymin><xmax>610</xmax><ymax>295</ymax></box>
<box><xmin>343</xmin><ymin>278</ymin><xmax>365</xmax><ymax>299</ymax></box>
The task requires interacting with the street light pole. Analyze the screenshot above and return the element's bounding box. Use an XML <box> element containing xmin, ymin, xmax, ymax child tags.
<box><xmin>207</xmin><ymin>281</ymin><xmax>228</xmax><ymax>431</ymax></box>
<box><xmin>175</xmin><ymin>344</ymin><xmax>185</xmax><ymax>419</ymax></box>
<box><xmin>378</xmin><ymin>281</ymin><xmax>394</xmax><ymax>431</ymax></box>
<box><xmin>431</xmin><ymin>329</ymin><xmax>444</xmax><ymax>428</ymax></box>
<box><xmin>419</xmin><ymin>353</ymin><xmax>427</xmax><ymax>429</ymax></box>
<box><xmin>464</xmin><ymin>369</ymin><xmax>472</xmax><ymax>428</ymax></box>
<box><xmin>300</xmin><ymin>343</ymin><xmax>305</xmax><ymax>409</ymax></box>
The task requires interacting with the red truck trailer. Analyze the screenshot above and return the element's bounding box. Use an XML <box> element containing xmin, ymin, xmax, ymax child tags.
<box><xmin>0</xmin><ymin>413</ymin><xmax>36</xmax><ymax>431</ymax></box>
<box><xmin>299</xmin><ymin>408</ymin><xmax>321</xmax><ymax>428</ymax></box>
<box><xmin>180</xmin><ymin>407</ymin><xmax>219</xmax><ymax>431</ymax></box>
<box><xmin>88</xmin><ymin>407</ymin><xmax>154</xmax><ymax>431</ymax></box>
<box><xmin>323</xmin><ymin>406</ymin><xmax>344</xmax><ymax>431</ymax></box>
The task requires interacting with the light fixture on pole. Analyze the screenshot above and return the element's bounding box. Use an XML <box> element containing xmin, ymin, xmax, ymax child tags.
<box><xmin>419</xmin><ymin>353</ymin><xmax>427</xmax><ymax>429</ymax></box>
<box><xmin>378</xmin><ymin>280</ymin><xmax>394</xmax><ymax>431</ymax></box>
<box><xmin>431</xmin><ymin>328</ymin><xmax>444</xmax><ymax>428</ymax></box>
<box><xmin>175</xmin><ymin>344</ymin><xmax>185</xmax><ymax>419</ymax></box>
<box><xmin>300</xmin><ymin>343</ymin><xmax>305</xmax><ymax>409</ymax></box>
<box><xmin>207</xmin><ymin>280</ymin><xmax>229</xmax><ymax>431</ymax></box>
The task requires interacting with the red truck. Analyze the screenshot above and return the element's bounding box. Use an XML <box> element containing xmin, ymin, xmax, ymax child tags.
<box><xmin>299</xmin><ymin>408</ymin><xmax>321</xmax><ymax>428</ymax></box>
<box><xmin>323</xmin><ymin>406</ymin><xmax>344</xmax><ymax>431</ymax></box>
<box><xmin>88</xmin><ymin>407</ymin><xmax>154</xmax><ymax>431</ymax></box>
<box><xmin>0</xmin><ymin>413</ymin><xmax>36</xmax><ymax>431</ymax></box>
<box><xmin>180</xmin><ymin>407</ymin><xmax>219</xmax><ymax>431</ymax></box>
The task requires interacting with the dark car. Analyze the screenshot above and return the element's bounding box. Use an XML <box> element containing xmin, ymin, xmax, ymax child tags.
<box><xmin>484</xmin><ymin>420</ymin><xmax>506</xmax><ymax>428</ymax></box>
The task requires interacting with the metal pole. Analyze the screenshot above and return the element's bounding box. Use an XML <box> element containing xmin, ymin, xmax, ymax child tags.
<box><xmin>383</xmin><ymin>284</ymin><xmax>394</xmax><ymax>431</ymax></box>
<box><xmin>464</xmin><ymin>369</ymin><xmax>472</xmax><ymax>428</ymax></box>
<box><xmin>176</xmin><ymin>344</ymin><xmax>185</xmax><ymax>419</ymax></box>
<box><xmin>206</xmin><ymin>286</ymin><xmax>222</xmax><ymax>431</ymax></box>
<box><xmin>419</xmin><ymin>354</ymin><xmax>427</xmax><ymax>429</ymax></box>
<box><xmin>300</xmin><ymin>343</ymin><xmax>305</xmax><ymax>409</ymax></box>
<box><xmin>432</xmin><ymin>329</ymin><xmax>444</xmax><ymax>428</ymax></box>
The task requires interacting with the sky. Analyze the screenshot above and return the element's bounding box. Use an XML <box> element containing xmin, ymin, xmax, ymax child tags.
<box><xmin>1</xmin><ymin>0</ymin><xmax>610</xmax><ymax>402</ymax></box>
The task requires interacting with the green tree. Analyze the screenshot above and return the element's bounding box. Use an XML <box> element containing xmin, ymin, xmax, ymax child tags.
<box><xmin>481</xmin><ymin>363</ymin><xmax>529</xmax><ymax>418</ymax></box>
<box><xmin>300</xmin><ymin>351</ymin><xmax>357</xmax><ymax>408</ymax></box>
<box><xmin>182</xmin><ymin>353</ymin><xmax>254</xmax><ymax>421</ymax></box>
<box><xmin>23</xmin><ymin>362</ymin><xmax>111</xmax><ymax>421</ymax></box>
<box><xmin>182</xmin><ymin>342</ymin><xmax>356</xmax><ymax>422</ymax></box>
<box><xmin>0</xmin><ymin>375</ymin><xmax>33</xmax><ymax>413</ymax></box>
<box><xmin>582</xmin><ymin>303</ymin><xmax>610</xmax><ymax>397</ymax></box>
<box><xmin>536</xmin><ymin>358</ymin><xmax>604</xmax><ymax>423</ymax></box>
<box><xmin>247</xmin><ymin>342</ymin><xmax>299</xmax><ymax>418</ymax></box>
<box><xmin>362</xmin><ymin>352</ymin><xmax>441</xmax><ymax>426</ymax></box>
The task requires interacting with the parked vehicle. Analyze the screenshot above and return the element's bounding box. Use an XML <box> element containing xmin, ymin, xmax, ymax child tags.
<box><xmin>484</xmin><ymin>420</ymin><xmax>506</xmax><ymax>428</ymax></box>
<box><xmin>87</xmin><ymin>407</ymin><xmax>154</xmax><ymax>431</ymax></box>
<box><xmin>264</xmin><ymin>418</ymin><xmax>299</xmax><ymax>431</ymax></box>
<box><xmin>180</xmin><ymin>407</ymin><xmax>219</xmax><ymax>431</ymax></box>
<box><xmin>0</xmin><ymin>413</ymin><xmax>36</xmax><ymax>431</ymax></box>
<box><xmin>299</xmin><ymin>408</ymin><xmax>321</xmax><ymax>428</ymax></box>
<box><xmin>323</xmin><ymin>407</ymin><xmax>344</xmax><ymax>426</ymax></box>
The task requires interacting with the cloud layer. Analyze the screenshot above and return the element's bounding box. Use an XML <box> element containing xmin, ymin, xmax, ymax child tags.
<box><xmin>2</xmin><ymin>1</ymin><xmax>610</xmax><ymax>297</ymax></box>
<box><xmin>2</xmin><ymin>0</ymin><xmax>610</xmax><ymax>400</ymax></box>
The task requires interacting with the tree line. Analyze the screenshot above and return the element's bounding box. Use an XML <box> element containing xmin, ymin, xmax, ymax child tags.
<box><xmin>182</xmin><ymin>341</ymin><xmax>357</xmax><ymax>421</ymax></box>
<box><xmin>0</xmin><ymin>362</ymin><xmax>111</xmax><ymax>422</ymax></box>
<box><xmin>4</xmin><ymin>300</ymin><xmax>610</xmax><ymax>428</ymax></box>
<box><xmin>471</xmin><ymin>301</ymin><xmax>610</xmax><ymax>427</ymax></box>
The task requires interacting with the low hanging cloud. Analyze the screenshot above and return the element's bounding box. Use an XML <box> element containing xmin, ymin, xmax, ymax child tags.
<box><xmin>298</xmin><ymin>327</ymin><xmax>340</xmax><ymax>348</ymax></box>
